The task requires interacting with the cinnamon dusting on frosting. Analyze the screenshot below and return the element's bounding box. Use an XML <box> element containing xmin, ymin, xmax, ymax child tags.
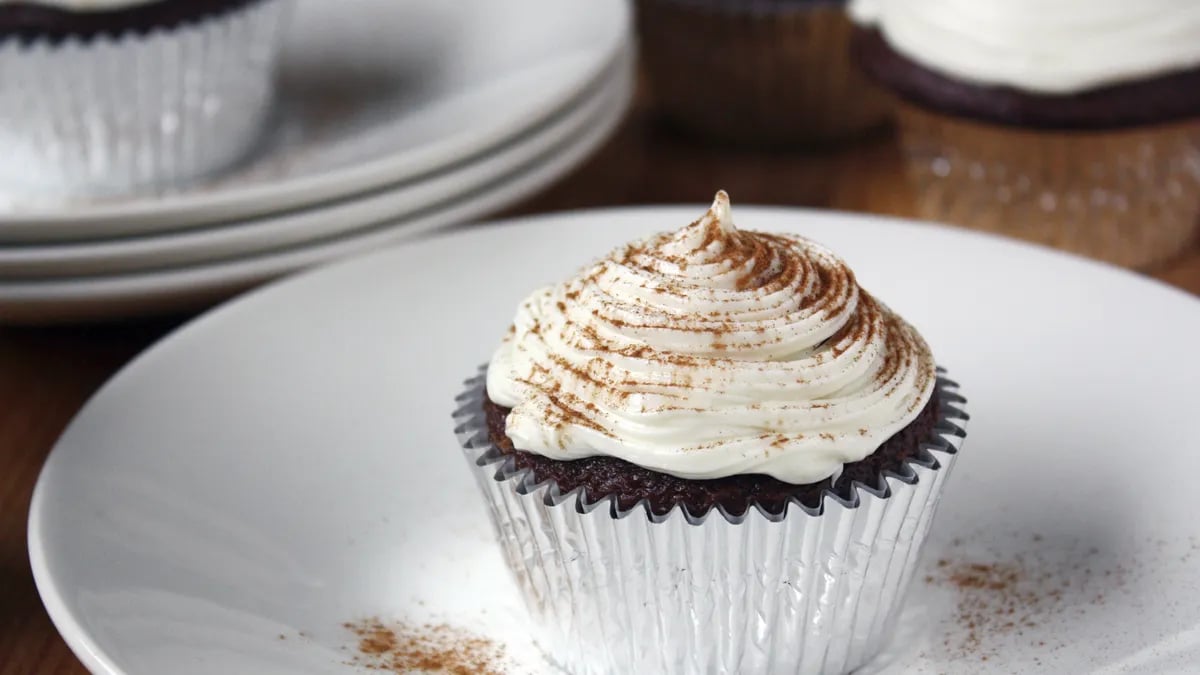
<box><xmin>486</xmin><ymin>191</ymin><xmax>937</xmax><ymax>484</ymax></box>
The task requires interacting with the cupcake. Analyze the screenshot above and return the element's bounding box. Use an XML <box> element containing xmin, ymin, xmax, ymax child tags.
<box><xmin>851</xmin><ymin>0</ymin><xmax>1200</xmax><ymax>269</ymax></box>
<box><xmin>637</xmin><ymin>0</ymin><xmax>893</xmax><ymax>146</ymax></box>
<box><xmin>0</xmin><ymin>0</ymin><xmax>291</xmax><ymax>197</ymax></box>
<box><xmin>454</xmin><ymin>192</ymin><xmax>968</xmax><ymax>674</ymax></box>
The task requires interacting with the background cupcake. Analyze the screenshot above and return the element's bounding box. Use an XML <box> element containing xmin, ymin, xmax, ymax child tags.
<box><xmin>456</xmin><ymin>192</ymin><xmax>968</xmax><ymax>675</ymax></box>
<box><xmin>0</xmin><ymin>0</ymin><xmax>291</xmax><ymax>197</ymax></box>
<box><xmin>851</xmin><ymin>0</ymin><xmax>1200</xmax><ymax>269</ymax></box>
<box><xmin>637</xmin><ymin>0</ymin><xmax>893</xmax><ymax>146</ymax></box>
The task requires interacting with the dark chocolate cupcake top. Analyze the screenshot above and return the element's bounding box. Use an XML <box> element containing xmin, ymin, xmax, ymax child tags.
<box><xmin>849</xmin><ymin>0</ymin><xmax>1200</xmax><ymax>94</ymax></box>
<box><xmin>486</xmin><ymin>192</ymin><xmax>936</xmax><ymax>485</ymax></box>
<box><xmin>0</xmin><ymin>0</ymin><xmax>262</xmax><ymax>42</ymax></box>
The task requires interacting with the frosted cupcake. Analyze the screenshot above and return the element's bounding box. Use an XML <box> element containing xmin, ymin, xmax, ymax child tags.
<box><xmin>454</xmin><ymin>192</ymin><xmax>968</xmax><ymax>674</ymax></box>
<box><xmin>636</xmin><ymin>0</ymin><xmax>893</xmax><ymax>146</ymax></box>
<box><xmin>0</xmin><ymin>0</ymin><xmax>291</xmax><ymax>197</ymax></box>
<box><xmin>852</xmin><ymin>0</ymin><xmax>1200</xmax><ymax>268</ymax></box>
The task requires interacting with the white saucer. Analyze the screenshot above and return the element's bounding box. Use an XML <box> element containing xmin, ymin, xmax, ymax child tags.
<box><xmin>0</xmin><ymin>48</ymin><xmax>632</xmax><ymax>280</ymax></box>
<box><xmin>0</xmin><ymin>0</ymin><xmax>630</xmax><ymax>241</ymax></box>
<box><xmin>30</xmin><ymin>206</ymin><xmax>1200</xmax><ymax>673</ymax></box>
<box><xmin>0</xmin><ymin>61</ymin><xmax>632</xmax><ymax>323</ymax></box>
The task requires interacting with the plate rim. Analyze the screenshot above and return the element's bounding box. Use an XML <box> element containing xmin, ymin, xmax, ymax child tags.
<box><xmin>28</xmin><ymin>495</ymin><xmax>118</xmax><ymax>675</ymax></box>
<box><xmin>0</xmin><ymin>62</ymin><xmax>635</xmax><ymax>323</ymax></box>
<box><xmin>0</xmin><ymin>46</ymin><xmax>634</xmax><ymax>279</ymax></box>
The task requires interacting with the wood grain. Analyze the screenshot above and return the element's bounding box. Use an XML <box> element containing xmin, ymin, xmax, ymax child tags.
<box><xmin>2</xmin><ymin>96</ymin><xmax>1198</xmax><ymax>675</ymax></box>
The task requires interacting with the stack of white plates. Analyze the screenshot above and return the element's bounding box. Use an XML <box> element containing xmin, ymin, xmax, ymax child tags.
<box><xmin>0</xmin><ymin>0</ymin><xmax>633</xmax><ymax>324</ymax></box>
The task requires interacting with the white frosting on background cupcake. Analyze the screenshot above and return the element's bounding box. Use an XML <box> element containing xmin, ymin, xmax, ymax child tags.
<box><xmin>487</xmin><ymin>192</ymin><xmax>937</xmax><ymax>485</ymax></box>
<box><xmin>850</xmin><ymin>0</ymin><xmax>1200</xmax><ymax>93</ymax></box>
<box><xmin>0</xmin><ymin>1</ymin><xmax>163</xmax><ymax>11</ymax></box>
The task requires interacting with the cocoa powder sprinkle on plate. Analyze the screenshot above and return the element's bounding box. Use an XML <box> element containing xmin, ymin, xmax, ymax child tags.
<box><xmin>343</xmin><ymin>618</ymin><xmax>507</xmax><ymax>674</ymax></box>
<box><xmin>927</xmin><ymin>544</ymin><xmax>1127</xmax><ymax>663</ymax></box>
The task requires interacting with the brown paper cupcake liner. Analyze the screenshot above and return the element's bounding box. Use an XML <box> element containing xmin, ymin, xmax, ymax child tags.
<box><xmin>895</xmin><ymin>101</ymin><xmax>1200</xmax><ymax>269</ymax></box>
<box><xmin>637</xmin><ymin>0</ymin><xmax>892</xmax><ymax>146</ymax></box>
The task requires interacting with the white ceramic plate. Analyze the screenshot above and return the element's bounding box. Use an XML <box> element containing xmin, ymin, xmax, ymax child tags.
<box><xmin>0</xmin><ymin>63</ymin><xmax>632</xmax><ymax>324</ymax></box>
<box><xmin>0</xmin><ymin>0</ymin><xmax>630</xmax><ymax>241</ymax></box>
<box><xmin>0</xmin><ymin>48</ymin><xmax>632</xmax><ymax>280</ymax></box>
<box><xmin>29</xmin><ymin>205</ymin><xmax>1200</xmax><ymax>674</ymax></box>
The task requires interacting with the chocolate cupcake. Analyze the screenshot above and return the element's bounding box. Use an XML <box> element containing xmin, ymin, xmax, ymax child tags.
<box><xmin>454</xmin><ymin>192</ymin><xmax>968</xmax><ymax>675</ymax></box>
<box><xmin>0</xmin><ymin>0</ymin><xmax>291</xmax><ymax>197</ymax></box>
<box><xmin>636</xmin><ymin>0</ymin><xmax>892</xmax><ymax>146</ymax></box>
<box><xmin>851</xmin><ymin>0</ymin><xmax>1200</xmax><ymax>269</ymax></box>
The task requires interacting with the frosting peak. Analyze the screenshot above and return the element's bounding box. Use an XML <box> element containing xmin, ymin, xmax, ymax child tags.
<box><xmin>649</xmin><ymin>190</ymin><xmax>782</xmax><ymax>295</ymax></box>
<box><xmin>486</xmin><ymin>193</ymin><xmax>936</xmax><ymax>485</ymax></box>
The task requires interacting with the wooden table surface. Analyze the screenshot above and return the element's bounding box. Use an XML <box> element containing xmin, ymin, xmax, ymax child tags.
<box><xmin>3</xmin><ymin>95</ymin><xmax>1199</xmax><ymax>675</ymax></box>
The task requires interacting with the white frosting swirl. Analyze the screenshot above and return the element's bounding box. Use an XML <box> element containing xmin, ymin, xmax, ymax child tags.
<box><xmin>486</xmin><ymin>192</ymin><xmax>936</xmax><ymax>485</ymax></box>
<box><xmin>850</xmin><ymin>0</ymin><xmax>1200</xmax><ymax>94</ymax></box>
<box><xmin>0</xmin><ymin>1</ymin><xmax>161</xmax><ymax>11</ymax></box>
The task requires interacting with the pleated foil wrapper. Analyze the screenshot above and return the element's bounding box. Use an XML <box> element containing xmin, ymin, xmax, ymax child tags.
<box><xmin>0</xmin><ymin>0</ymin><xmax>290</xmax><ymax>197</ymax></box>
<box><xmin>454</xmin><ymin>367</ymin><xmax>969</xmax><ymax>675</ymax></box>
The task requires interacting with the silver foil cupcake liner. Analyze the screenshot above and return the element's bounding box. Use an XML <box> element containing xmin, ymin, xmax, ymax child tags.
<box><xmin>0</xmin><ymin>0</ymin><xmax>290</xmax><ymax>197</ymax></box>
<box><xmin>453</xmin><ymin>367</ymin><xmax>968</xmax><ymax>675</ymax></box>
